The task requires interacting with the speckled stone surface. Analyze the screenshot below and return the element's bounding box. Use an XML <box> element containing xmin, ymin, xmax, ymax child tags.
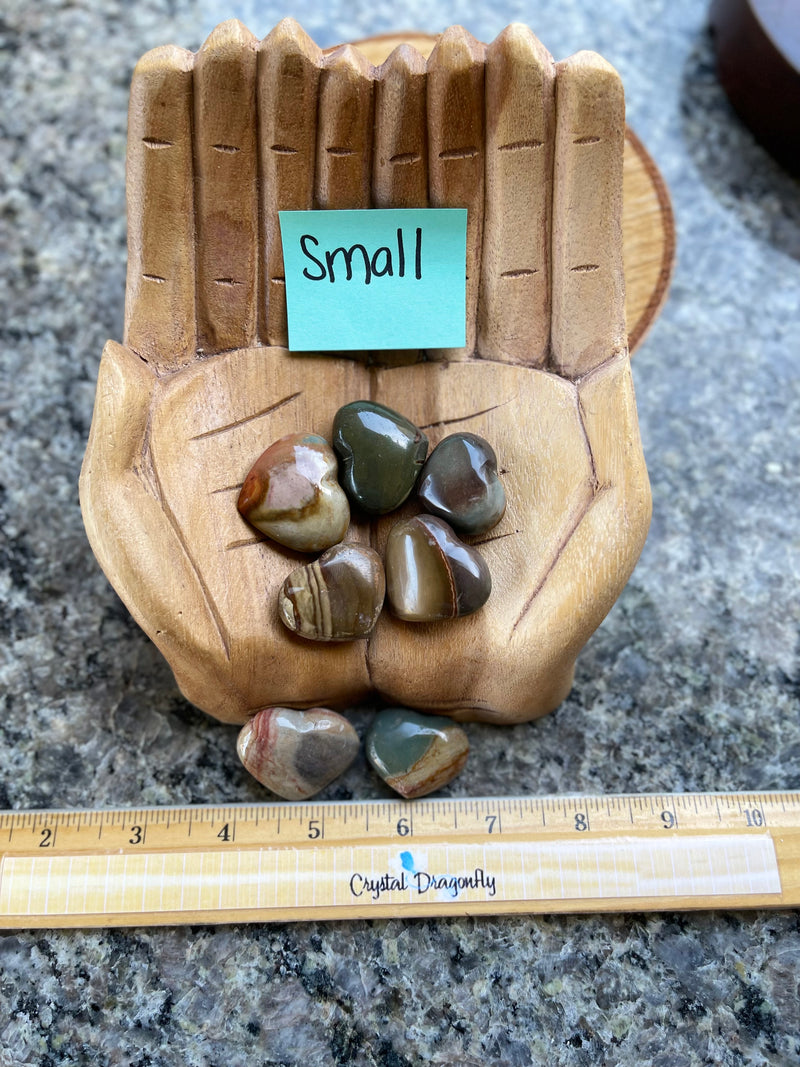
<box><xmin>1</xmin><ymin>1</ymin><xmax>799</xmax><ymax>1064</ymax></box>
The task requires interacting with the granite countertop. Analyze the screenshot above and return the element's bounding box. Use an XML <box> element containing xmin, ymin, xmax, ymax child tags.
<box><xmin>1</xmin><ymin>0</ymin><xmax>800</xmax><ymax>1063</ymax></box>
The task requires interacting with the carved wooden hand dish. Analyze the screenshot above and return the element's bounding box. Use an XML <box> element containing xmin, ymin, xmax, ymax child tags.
<box><xmin>80</xmin><ymin>19</ymin><xmax>652</xmax><ymax>725</ymax></box>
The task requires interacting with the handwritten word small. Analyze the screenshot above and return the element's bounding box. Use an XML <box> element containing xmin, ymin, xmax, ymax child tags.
<box><xmin>300</xmin><ymin>227</ymin><xmax>423</xmax><ymax>286</ymax></box>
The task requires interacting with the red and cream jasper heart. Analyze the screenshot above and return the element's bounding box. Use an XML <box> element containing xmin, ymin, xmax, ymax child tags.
<box><xmin>237</xmin><ymin>432</ymin><xmax>349</xmax><ymax>552</ymax></box>
<box><xmin>237</xmin><ymin>707</ymin><xmax>360</xmax><ymax>800</ymax></box>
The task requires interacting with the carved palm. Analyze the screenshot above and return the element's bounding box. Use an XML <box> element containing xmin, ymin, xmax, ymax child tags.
<box><xmin>80</xmin><ymin>19</ymin><xmax>651</xmax><ymax>725</ymax></box>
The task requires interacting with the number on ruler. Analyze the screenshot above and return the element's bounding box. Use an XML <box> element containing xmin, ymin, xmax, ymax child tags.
<box><xmin>39</xmin><ymin>827</ymin><xmax>54</xmax><ymax>848</ymax></box>
<box><xmin>396</xmin><ymin>818</ymin><xmax>411</xmax><ymax>837</ymax></box>
<box><xmin>660</xmin><ymin>810</ymin><xmax>677</xmax><ymax>829</ymax></box>
<box><xmin>574</xmin><ymin>812</ymin><xmax>589</xmax><ymax>832</ymax></box>
<box><xmin>744</xmin><ymin>809</ymin><xmax>765</xmax><ymax>827</ymax></box>
<box><xmin>308</xmin><ymin>819</ymin><xmax>322</xmax><ymax>840</ymax></box>
<box><xmin>485</xmin><ymin>815</ymin><xmax>497</xmax><ymax>834</ymax></box>
<box><xmin>129</xmin><ymin>825</ymin><xmax>144</xmax><ymax>845</ymax></box>
<box><xmin>217</xmin><ymin>823</ymin><xmax>232</xmax><ymax>842</ymax></box>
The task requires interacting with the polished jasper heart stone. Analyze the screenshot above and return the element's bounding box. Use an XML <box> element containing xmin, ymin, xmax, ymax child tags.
<box><xmin>333</xmin><ymin>400</ymin><xmax>428</xmax><ymax>514</ymax></box>
<box><xmin>237</xmin><ymin>707</ymin><xmax>359</xmax><ymax>800</ymax></box>
<box><xmin>238</xmin><ymin>432</ymin><xmax>349</xmax><ymax>552</ymax></box>
<box><xmin>418</xmin><ymin>432</ymin><xmax>506</xmax><ymax>535</ymax></box>
<box><xmin>279</xmin><ymin>542</ymin><xmax>385</xmax><ymax>641</ymax></box>
<box><xmin>385</xmin><ymin>515</ymin><xmax>491</xmax><ymax>621</ymax></box>
<box><xmin>366</xmin><ymin>707</ymin><xmax>469</xmax><ymax>799</ymax></box>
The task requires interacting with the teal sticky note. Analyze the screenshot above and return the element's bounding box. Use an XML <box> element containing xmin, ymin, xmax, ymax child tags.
<box><xmin>279</xmin><ymin>208</ymin><xmax>467</xmax><ymax>351</ymax></box>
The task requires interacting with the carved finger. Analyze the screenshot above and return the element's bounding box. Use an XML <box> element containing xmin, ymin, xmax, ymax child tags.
<box><xmin>371</xmin><ymin>44</ymin><xmax>428</xmax><ymax>366</ymax></box>
<box><xmin>315</xmin><ymin>45</ymin><xmax>374</xmax><ymax>209</ymax></box>
<box><xmin>427</xmin><ymin>27</ymin><xmax>485</xmax><ymax>360</ymax></box>
<box><xmin>484</xmin><ymin>356</ymin><xmax>651</xmax><ymax>723</ymax></box>
<box><xmin>194</xmin><ymin>20</ymin><xmax>260</xmax><ymax>354</ymax></box>
<box><xmin>124</xmin><ymin>46</ymin><xmax>196</xmax><ymax>371</ymax></box>
<box><xmin>479</xmin><ymin>24</ymin><xmax>555</xmax><ymax>366</ymax></box>
<box><xmin>373</xmin><ymin>44</ymin><xmax>428</xmax><ymax>208</ymax></box>
<box><xmin>258</xmin><ymin>19</ymin><xmax>322</xmax><ymax>347</ymax></box>
<box><xmin>551</xmin><ymin>52</ymin><xmax>626</xmax><ymax>378</ymax></box>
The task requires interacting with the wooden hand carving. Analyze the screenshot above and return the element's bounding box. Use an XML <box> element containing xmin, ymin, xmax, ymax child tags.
<box><xmin>80</xmin><ymin>19</ymin><xmax>651</xmax><ymax>725</ymax></box>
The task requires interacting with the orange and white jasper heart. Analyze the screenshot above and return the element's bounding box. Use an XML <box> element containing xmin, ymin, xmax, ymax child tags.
<box><xmin>237</xmin><ymin>432</ymin><xmax>349</xmax><ymax>552</ymax></box>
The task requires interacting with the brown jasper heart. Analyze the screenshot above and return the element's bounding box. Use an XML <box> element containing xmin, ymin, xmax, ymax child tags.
<box><xmin>417</xmin><ymin>432</ymin><xmax>506</xmax><ymax>535</ymax></box>
<box><xmin>237</xmin><ymin>432</ymin><xmax>349</xmax><ymax>552</ymax></box>
<box><xmin>278</xmin><ymin>542</ymin><xmax>385</xmax><ymax>641</ymax></box>
<box><xmin>385</xmin><ymin>515</ymin><xmax>491</xmax><ymax>621</ymax></box>
<box><xmin>237</xmin><ymin>707</ymin><xmax>360</xmax><ymax>800</ymax></box>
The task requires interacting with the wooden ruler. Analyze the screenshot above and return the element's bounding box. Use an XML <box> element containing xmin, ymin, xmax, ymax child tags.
<box><xmin>0</xmin><ymin>792</ymin><xmax>798</xmax><ymax>927</ymax></box>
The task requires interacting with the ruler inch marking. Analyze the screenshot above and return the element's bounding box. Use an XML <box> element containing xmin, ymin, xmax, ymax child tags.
<box><xmin>0</xmin><ymin>793</ymin><xmax>797</xmax><ymax>926</ymax></box>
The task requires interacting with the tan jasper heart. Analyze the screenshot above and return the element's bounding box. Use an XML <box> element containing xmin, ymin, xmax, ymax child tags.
<box><xmin>385</xmin><ymin>515</ymin><xmax>491</xmax><ymax>622</ymax></box>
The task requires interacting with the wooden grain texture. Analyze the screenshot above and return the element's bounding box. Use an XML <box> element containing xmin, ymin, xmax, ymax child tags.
<box><xmin>193</xmin><ymin>20</ymin><xmax>260</xmax><ymax>354</ymax></box>
<box><xmin>373</xmin><ymin>45</ymin><xmax>428</xmax><ymax>208</ymax></box>
<box><xmin>258</xmin><ymin>20</ymin><xmax>323</xmax><ymax>347</ymax></box>
<box><xmin>551</xmin><ymin>52</ymin><xmax>626</xmax><ymax>378</ymax></box>
<box><xmin>371</xmin><ymin>45</ymin><xmax>429</xmax><ymax>366</ymax></box>
<box><xmin>81</xmin><ymin>20</ymin><xmax>670</xmax><ymax>727</ymax></box>
<box><xmin>623</xmin><ymin>127</ymin><xmax>675</xmax><ymax>352</ymax></box>
<box><xmin>480</xmin><ymin>24</ymin><xmax>555</xmax><ymax>366</ymax></box>
<box><xmin>124</xmin><ymin>45</ymin><xmax>196</xmax><ymax>370</ymax></box>
<box><xmin>426</xmin><ymin>27</ymin><xmax>485</xmax><ymax>360</ymax></box>
<box><xmin>315</xmin><ymin>45</ymin><xmax>374</xmax><ymax>210</ymax></box>
<box><xmin>353</xmin><ymin>33</ymin><xmax>675</xmax><ymax>355</ymax></box>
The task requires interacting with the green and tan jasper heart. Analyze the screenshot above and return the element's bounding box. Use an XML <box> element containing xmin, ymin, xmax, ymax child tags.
<box><xmin>333</xmin><ymin>400</ymin><xmax>428</xmax><ymax>515</ymax></box>
<box><xmin>418</xmin><ymin>432</ymin><xmax>506</xmax><ymax>535</ymax></box>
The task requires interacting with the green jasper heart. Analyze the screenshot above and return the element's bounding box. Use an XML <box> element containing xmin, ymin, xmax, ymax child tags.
<box><xmin>385</xmin><ymin>515</ymin><xmax>491</xmax><ymax>621</ymax></box>
<box><xmin>333</xmin><ymin>400</ymin><xmax>428</xmax><ymax>515</ymax></box>
<box><xmin>417</xmin><ymin>432</ymin><xmax>506</xmax><ymax>535</ymax></box>
<box><xmin>366</xmin><ymin>707</ymin><xmax>469</xmax><ymax>799</ymax></box>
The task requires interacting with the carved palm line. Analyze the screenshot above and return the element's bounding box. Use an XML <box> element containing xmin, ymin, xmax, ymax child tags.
<box><xmin>124</xmin><ymin>18</ymin><xmax>627</xmax><ymax>665</ymax></box>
